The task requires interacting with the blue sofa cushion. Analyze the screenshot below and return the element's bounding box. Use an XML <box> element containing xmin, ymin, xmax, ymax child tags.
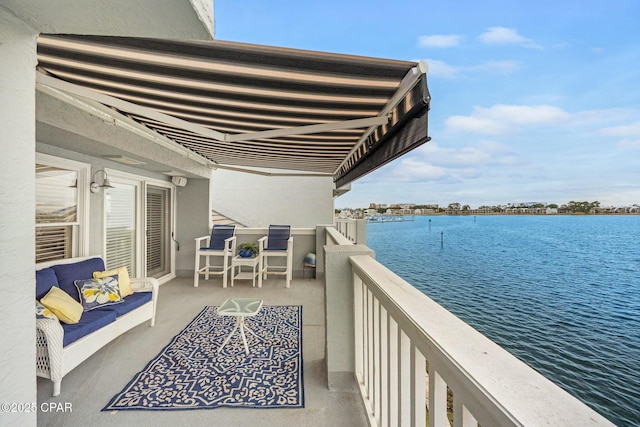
<box><xmin>36</xmin><ymin>268</ymin><xmax>59</xmax><ymax>300</ymax></box>
<box><xmin>93</xmin><ymin>292</ymin><xmax>152</xmax><ymax>318</ymax></box>
<box><xmin>62</xmin><ymin>309</ymin><xmax>117</xmax><ymax>347</ymax></box>
<box><xmin>52</xmin><ymin>258</ymin><xmax>105</xmax><ymax>302</ymax></box>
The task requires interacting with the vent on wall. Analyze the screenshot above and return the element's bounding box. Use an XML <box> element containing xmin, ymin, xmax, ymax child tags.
<box><xmin>171</xmin><ymin>176</ymin><xmax>187</xmax><ymax>187</ymax></box>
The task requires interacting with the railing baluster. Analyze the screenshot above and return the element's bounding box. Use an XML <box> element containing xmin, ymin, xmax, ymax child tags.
<box><xmin>429</xmin><ymin>367</ymin><xmax>448</xmax><ymax>427</ymax></box>
<box><xmin>367</xmin><ymin>288</ymin><xmax>374</xmax><ymax>400</ymax></box>
<box><xmin>354</xmin><ymin>273</ymin><xmax>364</xmax><ymax>383</ymax></box>
<box><xmin>411</xmin><ymin>345</ymin><xmax>427</xmax><ymax>427</ymax></box>
<box><xmin>380</xmin><ymin>306</ymin><xmax>389</xmax><ymax>427</ymax></box>
<box><xmin>388</xmin><ymin>316</ymin><xmax>399</xmax><ymax>427</ymax></box>
<box><xmin>453</xmin><ymin>396</ymin><xmax>477</xmax><ymax>427</ymax></box>
<box><xmin>374</xmin><ymin>298</ymin><xmax>381</xmax><ymax>424</ymax></box>
<box><xmin>363</xmin><ymin>287</ymin><xmax>369</xmax><ymax>395</ymax></box>
<box><xmin>399</xmin><ymin>330</ymin><xmax>411</xmax><ymax>427</ymax></box>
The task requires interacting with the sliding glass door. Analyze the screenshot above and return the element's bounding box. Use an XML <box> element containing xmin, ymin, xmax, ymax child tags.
<box><xmin>104</xmin><ymin>182</ymin><xmax>138</xmax><ymax>275</ymax></box>
<box><xmin>103</xmin><ymin>172</ymin><xmax>174</xmax><ymax>281</ymax></box>
<box><xmin>146</xmin><ymin>185</ymin><xmax>172</xmax><ymax>278</ymax></box>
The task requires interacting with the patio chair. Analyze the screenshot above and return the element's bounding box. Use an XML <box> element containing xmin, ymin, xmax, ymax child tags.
<box><xmin>258</xmin><ymin>224</ymin><xmax>293</xmax><ymax>288</ymax></box>
<box><xmin>194</xmin><ymin>224</ymin><xmax>236</xmax><ymax>288</ymax></box>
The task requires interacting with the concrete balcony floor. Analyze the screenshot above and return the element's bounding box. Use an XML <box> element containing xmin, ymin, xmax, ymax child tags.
<box><xmin>37</xmin><ymin>276</ymin><xmax>369</xmax><ymax>427</ymax></box>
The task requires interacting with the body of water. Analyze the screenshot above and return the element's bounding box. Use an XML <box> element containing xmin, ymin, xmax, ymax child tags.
<box><xmin>367</xmin><ymin>215</ymin><xmax>640</xmax><ymax>426</ymax></box>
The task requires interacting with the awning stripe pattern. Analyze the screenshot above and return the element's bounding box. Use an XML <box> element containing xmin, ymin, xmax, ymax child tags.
<box><xmin>37</xmin><ymin>35</ymin><xmax>430</xmax><ymax>184</ymax></box>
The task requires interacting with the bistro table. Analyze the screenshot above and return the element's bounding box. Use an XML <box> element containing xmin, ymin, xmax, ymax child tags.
<box><xmin>216</xmin><ymin>297</ymin><xmax>263</xmax><ymax>355</ymax></box>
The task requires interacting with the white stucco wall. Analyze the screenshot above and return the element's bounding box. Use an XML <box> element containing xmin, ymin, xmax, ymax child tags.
<box><xmin>210</xmin><ymin>168</ymin><xmax>335</xmax><ymax>228</ymax></box>
<box><xmin>175</xmin><ymin>178</ymin><xmax>211</xmax><ymax>277</ymax></box>
<box><xmin>1</xmin><ymin>0</ymin><xmax>214</xmax><ymax>40</ymax></box>
<box><xmin>0</xmin><ymin>10</ymin><xmax>37</xmax><ymax>426</ymax></box>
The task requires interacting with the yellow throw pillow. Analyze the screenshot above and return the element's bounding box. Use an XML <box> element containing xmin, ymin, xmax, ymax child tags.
<box><xmin>94</xmin><ymin>267</ymin><xmax>133</xmax><ymax>297</ymax></box>
<box><xmin>40</xmin><ymin>287</ymin><xmax>83</xmax><ymax>324</ymax></box>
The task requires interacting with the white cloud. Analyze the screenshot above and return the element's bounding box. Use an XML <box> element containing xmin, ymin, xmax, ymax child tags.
<box><xmin>386</xmin><ymin>157</ymin><xmax>448</xmax><ymax>182</ymax></box>
<box><xmin>368</xmin><ymin>141</ymin><xmax>520</xmax><ymax>184</ymax></box>
<box><xmin>418</xmin><ymin>34</ymin><xmax>463</xmax><ymax>48</ymax></box>
<box><xmin>618</xmin><ymin>139</ymin><xmax>640</xmax><ymax>148</ymax></box>
<box><xmin>446</xmin><ymin>104</ymin><xmax>571</xmax><ymax>135</ymax></box>
<box><xmin>423</xmin><ymin>59</ymin><xmax>461</xmax><ymax>79</ymax></box>
<box><xmin>479</xmin><ymin>26</ymin><xmax>542</xmax><ymax>49</ymax></box>
<box><xmin>422</xmin><ymin>58</ymin><xmax>521</xmax><ymax>79</ymax></box>
<box><xmin>469</xmin><ymin>60</ymin><xmax>522</xmax><ymax>75</ymax></box>
<box><xmin>601</xmin><ymin>122</ymin><xmax>640</xmax><ymax>148</ymax></box>
<box><xmin>600</xmin><ymin>121</ymin><xmax>640</xmax><ymax>137</ymax></box>
<box><xmin>445</xmin><ymin>115</ymin><xmax>508</xmax><ymax>135</ymax></box>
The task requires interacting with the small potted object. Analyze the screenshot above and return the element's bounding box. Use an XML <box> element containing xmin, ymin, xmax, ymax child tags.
<box><xmin>237</xmin><ymin>242</ymin><xmax>258</xmax><ymax>258</ymax></box>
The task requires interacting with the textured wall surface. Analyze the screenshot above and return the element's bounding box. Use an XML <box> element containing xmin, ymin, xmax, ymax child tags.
<box><xmin>175</xmin><ymin>178</ymin><xmax>211</xmax><ymax>277</ymax></box>
<box><xmin>1</xmin><ymin>0</ymin><xmax>213</xmax><ymax>39</ymax></box>
<box><xmin>0</xmin><ymin>10</ymin><xmax>38</xmax><ymax>426</ymax></box>
<box><xmin>210</xmin><ymin>168</ymin><xmax>335</xmax><ymax>228</ymax></box>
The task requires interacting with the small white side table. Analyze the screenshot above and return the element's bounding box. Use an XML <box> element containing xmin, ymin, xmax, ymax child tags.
<box><xmin>217</xmin><ymin>297</ymin><xmax>263</xmax><ymax>355</ymax></box>
<box><xmin>231</xmin><ymin>255</ymin><xmax>262</xmax><ymax>288</ymax></box>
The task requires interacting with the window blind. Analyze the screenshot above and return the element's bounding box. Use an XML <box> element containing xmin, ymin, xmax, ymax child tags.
<box><xmin>105</xmin><ymin>184</ymin><xmax>136</xmax><ymax>275</ymax></box>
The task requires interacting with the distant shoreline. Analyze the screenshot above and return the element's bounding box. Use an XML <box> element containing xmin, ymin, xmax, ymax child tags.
<box><xmin>413</xmin><ymin>212</ymin><xmax>640</xmax><ymax>216</ymax></box>
<box><xmin>357</xmin><ymin>212</ymin><xmax>640</xmax><ymax>218</ymax></box>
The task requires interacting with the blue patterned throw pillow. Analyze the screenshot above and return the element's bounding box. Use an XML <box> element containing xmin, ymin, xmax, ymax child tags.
<box><xmin>36</xmin><ymin>300</ymin><xmax>58</xmax><ymax>320</ymax></box>
<box><xmin>74</xmin><ymin>275</ymin><xmax>123</xmax><ymax>311</ymax></box>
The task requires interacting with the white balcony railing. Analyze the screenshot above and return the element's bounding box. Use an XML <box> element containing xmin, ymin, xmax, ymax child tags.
<box><xmin>348</xmin><ymin>255</ymin><xmax>613</xmax><ymax>427</ymax></box>
<box><xmin>327</xmin><ymin>224</ymin><xmax>613</xmax><ymax>427</ymax></box>
<box><xmin>334</xmin><ymin>218</ymin><xmax>366</xmax><ymax>244</ymax></box>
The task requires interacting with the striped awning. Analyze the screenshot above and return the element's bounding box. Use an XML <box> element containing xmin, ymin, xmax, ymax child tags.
<box><xmin>36</xmin><ymin>35</ymin><xmax>430</xmax><ymax>187</ymax></box>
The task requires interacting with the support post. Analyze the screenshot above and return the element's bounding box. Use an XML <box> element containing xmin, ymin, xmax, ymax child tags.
<box><xmin>324</xmin><ymin>243</ymin><xmax>374</xmax><ymax>390</ymax></box>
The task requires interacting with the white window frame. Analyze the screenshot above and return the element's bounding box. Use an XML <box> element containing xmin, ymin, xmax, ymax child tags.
<box><xmin>144</xmin><ymin>179</ymin><xmax>176</xmax><ymax>283</ymax></box>
<box><xmin>101</xmin><ymin>168</ymin><xmax>176</xmax><ymax>282</ymax></box>
<box><xmin>35</xmin><ymin>153</ymin><xmax>90</xmax><ymax>260</ymax></box>
<box><xmin>101</xmin><ymin>169</ymin><xmax>143</xmax><ymax>278</ymax></box>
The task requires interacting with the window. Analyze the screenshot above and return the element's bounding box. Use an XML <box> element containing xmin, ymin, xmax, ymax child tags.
<box><xmin>35</xmin><ymin>155</ymin><xmax>88</xmax><ymax>263</ymax></box>
<box><xmin>105</xmin><ymin>182</ymin><xmax>138</xmax><ymax>275</ymax></box>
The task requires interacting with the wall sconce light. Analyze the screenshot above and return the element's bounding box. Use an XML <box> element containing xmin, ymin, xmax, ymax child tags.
<box><xmin>90</xmin><ymin>169</ymin><xmax>114</xmax><ymax>193</ymax></box>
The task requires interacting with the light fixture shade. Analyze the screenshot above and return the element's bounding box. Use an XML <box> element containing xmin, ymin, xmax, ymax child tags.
<box><xmin>90</xmin><ymin>169</ymin><xmax>114</xmax><ymax>193</ymax></box>
<box><xmin>102</xmin><ymin>177</ymin><xmax>114</xmax><ymax>188</ymax></box>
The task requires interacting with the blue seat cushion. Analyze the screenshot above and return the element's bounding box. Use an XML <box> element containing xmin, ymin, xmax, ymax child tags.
<box><xmin>36</xmin><ymin>268</ymin><xmax>59</xmax><ymax>300</ymax></box>
<box><xmin>52</xmin><ymin>258</ymin><xmax>105</xmax><ymax>302</ymax></box>
<box><xmin>209</xmin><ymin>225</ymin><xmax>236</xmax><ymax>250</ymax></box>
<box><xmin>93</xmin><ymin>292</ymin><xmax>152</xmax><ymax>318</ymax></box>
<box><xmin>62</xmin><ymin>309</ymin><xmax>117</xmax><ymax>347</ymax></box>
<box><xmin>266</xmin><ymin>225</ymin><xmax>291</xmax><ymax>250</ymax></box>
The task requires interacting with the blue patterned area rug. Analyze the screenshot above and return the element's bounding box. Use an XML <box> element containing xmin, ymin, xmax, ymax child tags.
<box><xmin>103</xmin><ymin>305</ymin><xmax>303</xmax><ymax>410</ymax></box>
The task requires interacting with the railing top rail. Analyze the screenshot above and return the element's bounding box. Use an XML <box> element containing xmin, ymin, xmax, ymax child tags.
<box><xmin>326</xmin><ymin>226</ymin><xmax>354</xmax><ymax>246</ymax></box>
<box><xmin>349</xmin><ymin>254</ymin><xmax>613</xmax><ymax>427</ymax></box>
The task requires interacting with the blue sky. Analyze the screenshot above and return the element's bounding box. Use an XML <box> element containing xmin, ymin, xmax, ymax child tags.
<box><xmin>215</xmin><ymin>1</ymin><xmax>640</xmax><ymax>208</ymax></box>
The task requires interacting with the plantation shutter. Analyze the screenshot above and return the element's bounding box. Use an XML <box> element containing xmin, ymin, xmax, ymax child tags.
<box><xmin>105</xmin><ymin>183</ymin><xmax>136</xmax><ymax>275</ymax></box>
<box><xmin>35</xmin><ymin>226</ymin><xmax>72</xmax><ymax>263</ymax></box>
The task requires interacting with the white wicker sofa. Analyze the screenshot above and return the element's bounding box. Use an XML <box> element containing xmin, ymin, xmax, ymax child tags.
<box><xmin>35</xmin><ymin>256</ymin><xmax>159</xmax><ymax>396</ymax></box>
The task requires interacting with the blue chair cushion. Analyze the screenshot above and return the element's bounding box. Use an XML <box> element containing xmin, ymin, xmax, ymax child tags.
<box><xmin>265</xmin><ymin>225</ymin><xmax>291</xmax><ymax>251</ymax></box>
<box><xmin>208</xmin><ymin>225</ymin><xmax>235</xmax><ymax>250</ymax></box>
<box><xmin>62</xmin><ymin>309</ymin><xmax>117</xmax><ymax>347</ymax></box>
<box><xmin>36</xmin><ymin>268</ymin><xmax>59</xmax><ymax>300</ymax></box>
<box><xmin>52</xmin><ymin>258</ymin><xmax>105</xmax><ymax>302</ymax></box>
<box><xmin>93</xmin><ymin>292</ymin><xmax>152</xmax><ymax>318</ymax></box>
